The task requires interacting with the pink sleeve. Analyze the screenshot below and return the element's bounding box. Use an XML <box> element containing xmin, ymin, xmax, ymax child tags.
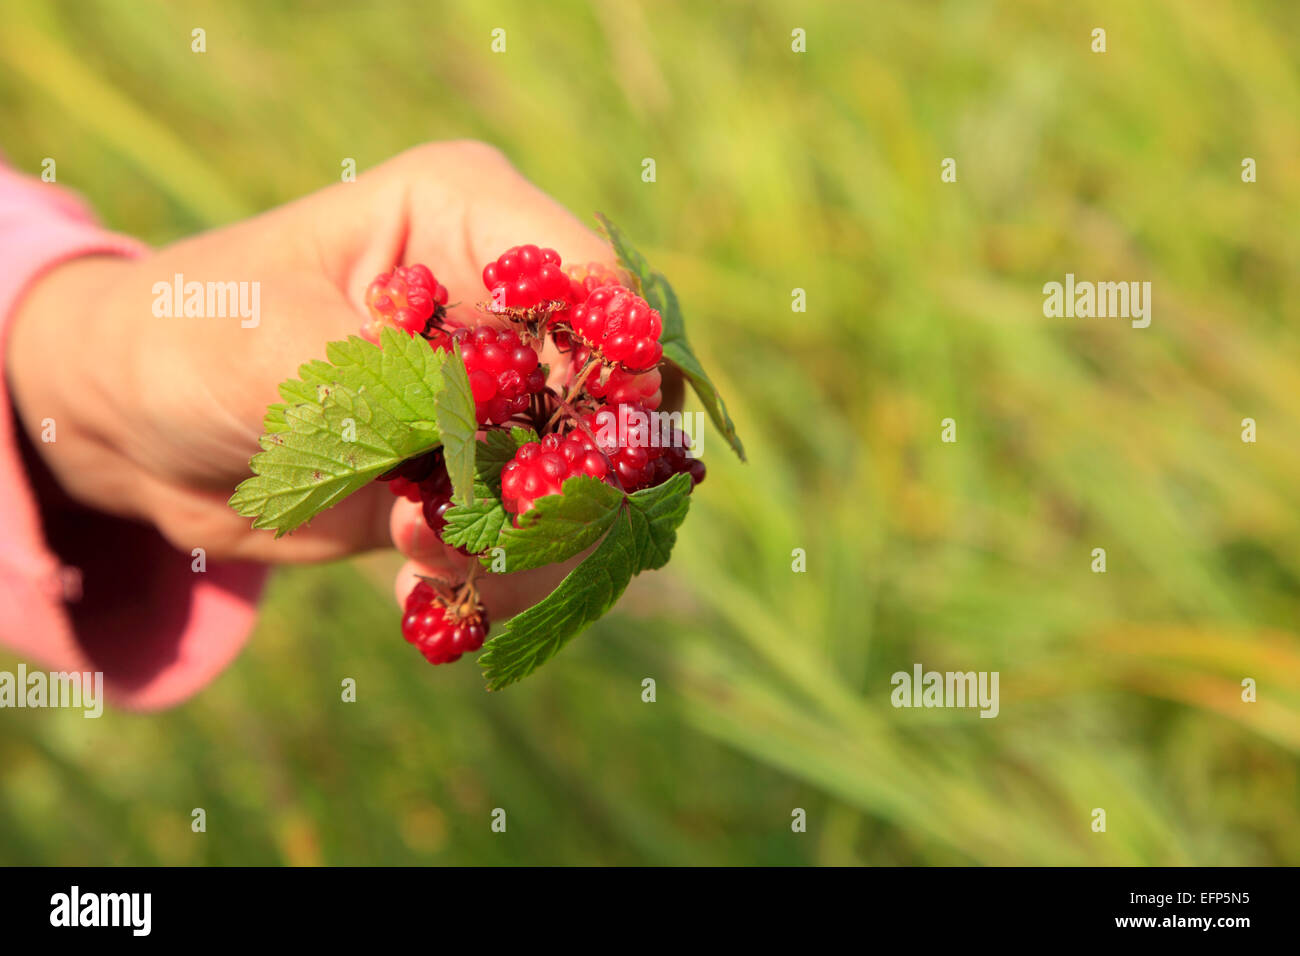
<box><xmin>0</xmin><ymin>163</ymin><xmax>267</xmax><ymax>710</ymax></box>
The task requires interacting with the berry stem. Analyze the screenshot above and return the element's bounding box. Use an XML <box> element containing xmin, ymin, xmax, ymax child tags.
<box><xmin>542</xmin><ymin>390</ymin><xmax>583</xmax><ymax>434</ymax></box>
<box><xmin>453</xmin><ymin>562</ymin><xmax>483</xmax><ymax>616</ymax></box>
<box><xmin>544</xmin><ymin>359</ymin><xmax>599</xmax><ymax>431</ymax></box>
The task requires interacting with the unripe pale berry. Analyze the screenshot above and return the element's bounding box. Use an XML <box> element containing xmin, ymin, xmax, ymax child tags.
<box><xmin>362</xmin><ymin>264</ymin><xmax>449</xmax><ymax>342</ymax></box>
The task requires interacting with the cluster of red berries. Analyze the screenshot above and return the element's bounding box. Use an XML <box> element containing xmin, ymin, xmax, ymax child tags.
<box><xmin>580</xmin><ymin>406</ymin><xmax>705</xmax><ymax>493</ymax></box>
<box><xmin>401</xmin><ymin>580</ymin><xmax>488</xmax><ymax>665</ymax></box>
<box><xmin>363</xmin><ymin>242</ymin><xmax>706</xmax><ymax>666</ymax></box>
<box><xmin>500</xmin><ymin>431</ymin><xmax>609</xmax><ymax>517</ymax></box>
<box><xmin>451</xmin><ymin>325</ymin><xmax>547</xmax><ymax>425</ymax></box>
<box><xmin>567</xmin><ymin>286</ymin><xmax>664</xmax><ymax>371</ymax></box>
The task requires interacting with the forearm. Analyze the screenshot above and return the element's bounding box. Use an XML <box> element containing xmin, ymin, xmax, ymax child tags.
<box><xmin>0</xmin><ymin>167</ymin><xmax>264</xmax><ymax>710</ymax></box>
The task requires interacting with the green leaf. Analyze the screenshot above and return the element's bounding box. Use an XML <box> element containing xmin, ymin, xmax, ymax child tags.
<box><xmin>491</xmin><ymin>475</ymin><xmax>624</xmax><ymax>573</ymax></box>
<box><xmin>620</xmin><ymin>472</ymin><xmax>695</xmax><ymax>572</ymax></box>
<box><xmin>435</xmin><ymin>342</ymin><xmax>477</xmax><ymax>506</ymax></box>
<box><xmin>229</xmin><ymin>329</ymin><xmax>447</xmax><ymax>536</ymax></box>
<box><xmin>478</xmin><ymin>473</ymin><xmax>693</xmax><ymax>690</ymax></box>
<box><xmin>440</xmin><ymin>428</ymin><xmax>536</xmax><ymax>554</ymax></box>
<box><xmin>595</xmin><ymin>212</ymin><xmax>745</xmax><ymax>461</ymax></box>
<box><xmin>440</xmin><ymin>494</ymin><xmax>511</xmax><ymax>555</ymax></box>
<box><xmin>318</xmin><ymin>327</ymin><xmax>446</xmax><ymax>417</ymax></box>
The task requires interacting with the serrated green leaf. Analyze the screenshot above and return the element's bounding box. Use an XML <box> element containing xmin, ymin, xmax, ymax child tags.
<box><xmin>491</xmin><ymin>475</ymin><xmax>624</xmax><ymax>573</ymax></box>
<box><xmin>622</xmin><ymin>472</ymin><xmax>694</xmax><ymax>571</ymax></box>
<box><xmin>284</xmin><ymin>327</ymin><xmax>445</xmax><ymax>418</ymax></box>
<box><xmin>440</xmin><ymin>494</ymin><xmax>510</xmax><ymax>554</ymax></box>
<box><xmin>478</xmin><ymin>472</ymin><xmax>693</xmax><ymax>690</ymax></box>
<box><xmin>435</xmin><ymin>342</ymin><xmax>477</xmax><ymax>506</ymax></box>
<box><xmin>230</xmin><ymin>329</ymin><xmax>447</xmax><ymax>536</ymax></box>
<box><xmin>595</xmin><ymin>212</ymin><xmax>745</xmax><ymax>461</ymax></box>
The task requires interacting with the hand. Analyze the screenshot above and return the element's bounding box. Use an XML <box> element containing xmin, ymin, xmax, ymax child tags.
<box><xmin>6</xmin><ymin>141</ymin><xmax>612</xmax><ymax>613</ymax></box>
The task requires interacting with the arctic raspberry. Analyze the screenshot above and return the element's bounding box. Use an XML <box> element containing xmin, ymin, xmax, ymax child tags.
<box><xmin>439</xmin><ymin>325</ymin><xmax>547</xmax><ymax>425</ymax></box>
<box><xmin>581</xmin><ymin>404</ymin><xmax>705</xmax><ymax>492</ymax></box>
<box><xmin>566</xmin><ymin>287</ymin><xmax>663</xmax><ymax>371</ymax></box>
<box><xmin>482</xmin><ymin>244</ymin><xmax>572</xmax><ymax>313</ymax></box>
<box><xmin>401</xmin><ymin>580</ymin><xmax>489</xmax><ymax>665</ymax></box>
<box><xmin>500</xmin><ymin>432</ymin><xmax>609</xmax><ymax>518</ymax></box>
<box><xmin>363</xmin><ymin>264</ymin><xmax>448</xmax><ymax>341</ymax></box>
<box><xmin>569</xmin><ymin>345</ymin><xmax>662</xmax><ymax>409</ymax></box>
<box><xmin>548</xmin><ymin>262</ymin><xmax>626</xmax><ymax>349</ymax></box>
<box><xmin>420</xmin><ymin>476</ymin><xmax>455</xmax><ymax>537</ymax></box>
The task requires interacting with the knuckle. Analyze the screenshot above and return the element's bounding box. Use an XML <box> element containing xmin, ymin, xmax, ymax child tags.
<box><xmin>405</xmin><ymin>139</ymin><xmax>513</xmax><ymax>173</ymax></box>
<box><xmin>445</xmin><ymin>139</ymin><xmax>512</xmax><ymax>168</ymax></box>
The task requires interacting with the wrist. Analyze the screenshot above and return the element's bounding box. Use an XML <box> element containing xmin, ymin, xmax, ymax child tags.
<box><xmin>6</xmin><ymin>255</ymin><xmax>138</xmax><ymax>514</ymax></box>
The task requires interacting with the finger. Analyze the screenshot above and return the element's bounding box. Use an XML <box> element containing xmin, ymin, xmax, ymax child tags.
<box><xmin>401</xmin><ymin>142</ymin><xmax>616</xmax><ymax>301</ymax></box>
<box><xmin>146</xmin><ymin>477</ymin><xmax>396</xmax><ymax>564</ymax></box>
<box><xmin>389</xmin><ymin>497</ymin><xmax>479</xmax><ymax>568</ymax></box>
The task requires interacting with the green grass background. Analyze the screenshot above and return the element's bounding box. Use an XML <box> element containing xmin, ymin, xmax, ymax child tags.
<box><xmin>2</xmin><ymin>0</ymin><xmax>1298</xmax><ymax>865</ymax></box>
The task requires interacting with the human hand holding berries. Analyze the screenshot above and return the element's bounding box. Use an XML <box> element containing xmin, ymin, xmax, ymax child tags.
<box><xmin>7</xmin><ymin>132</ymin><xmax>737</xmax><ymax>689</ymax></box>
<box><xmin>6</xmin><ymin>141</ymin><xmax>609</xmax><ymax>641</ymax></box>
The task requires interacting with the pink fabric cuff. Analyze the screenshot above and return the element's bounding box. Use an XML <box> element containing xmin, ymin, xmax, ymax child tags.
<box><xmin>0</xmin><ymin>165</ymin><xmax>267</xmax><ymax>710</ymax></box>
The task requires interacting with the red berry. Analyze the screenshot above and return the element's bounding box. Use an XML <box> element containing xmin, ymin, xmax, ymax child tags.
<box><xmin>362</xmin><ymin>264</ymin><xmax>449</xmax><ymax>342</ymax></box>
<box><xmin>569</xmin><ymin>345</ymin><xmax>662</xmax><ymax>409</ymax></box>
<box><xmin>384</xmin><ymin>477</ymin><xmax>413</xmax><ymax>501</ymax></box>
<box><xmin>413</xmin><ymin>463</ymin><xmax>453</xmax><ymax>531</ymax></box>
<box><xmin>548</xmin><ymin>262</ymin><xmax>629</xmax><ymax>349</ymax></box>
<box><xmin>499</xmin><ymin>432</ymin><xmax>609</xmax><ymax>518</ymax></box>
<box><xmin>580</xmin><ymin>404</ymin><xmax>705</xmax><ymax>493</ymax></box>
<box><xmin>415</xmin><ymin>467</ymin><xmax>465</xmax><ymax>549</ymax></box>
<box><xmin>436</xmin><ymin>326</ymin><xmax>546</xmax><ymax>425</ymax></box>
<box><xmin>482</xmin><ymin>244</ymin><xmax>572</xmax><ymax>312</ymax></box>
<box><xmin>567</xmin><ymin>287</ymin><xmax>663</xmax><ymax>371</ymax></box>
<box><xmin>401</xmin><ymin>581</ymin><xmax>489</xmax><ymax>666</ymax></box>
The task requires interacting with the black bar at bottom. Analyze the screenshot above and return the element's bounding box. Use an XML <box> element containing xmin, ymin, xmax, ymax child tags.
<box><xmin>0</xmin><ymin>865</ymin><xmax>1279</xmax><ymax>941</ymax></box>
